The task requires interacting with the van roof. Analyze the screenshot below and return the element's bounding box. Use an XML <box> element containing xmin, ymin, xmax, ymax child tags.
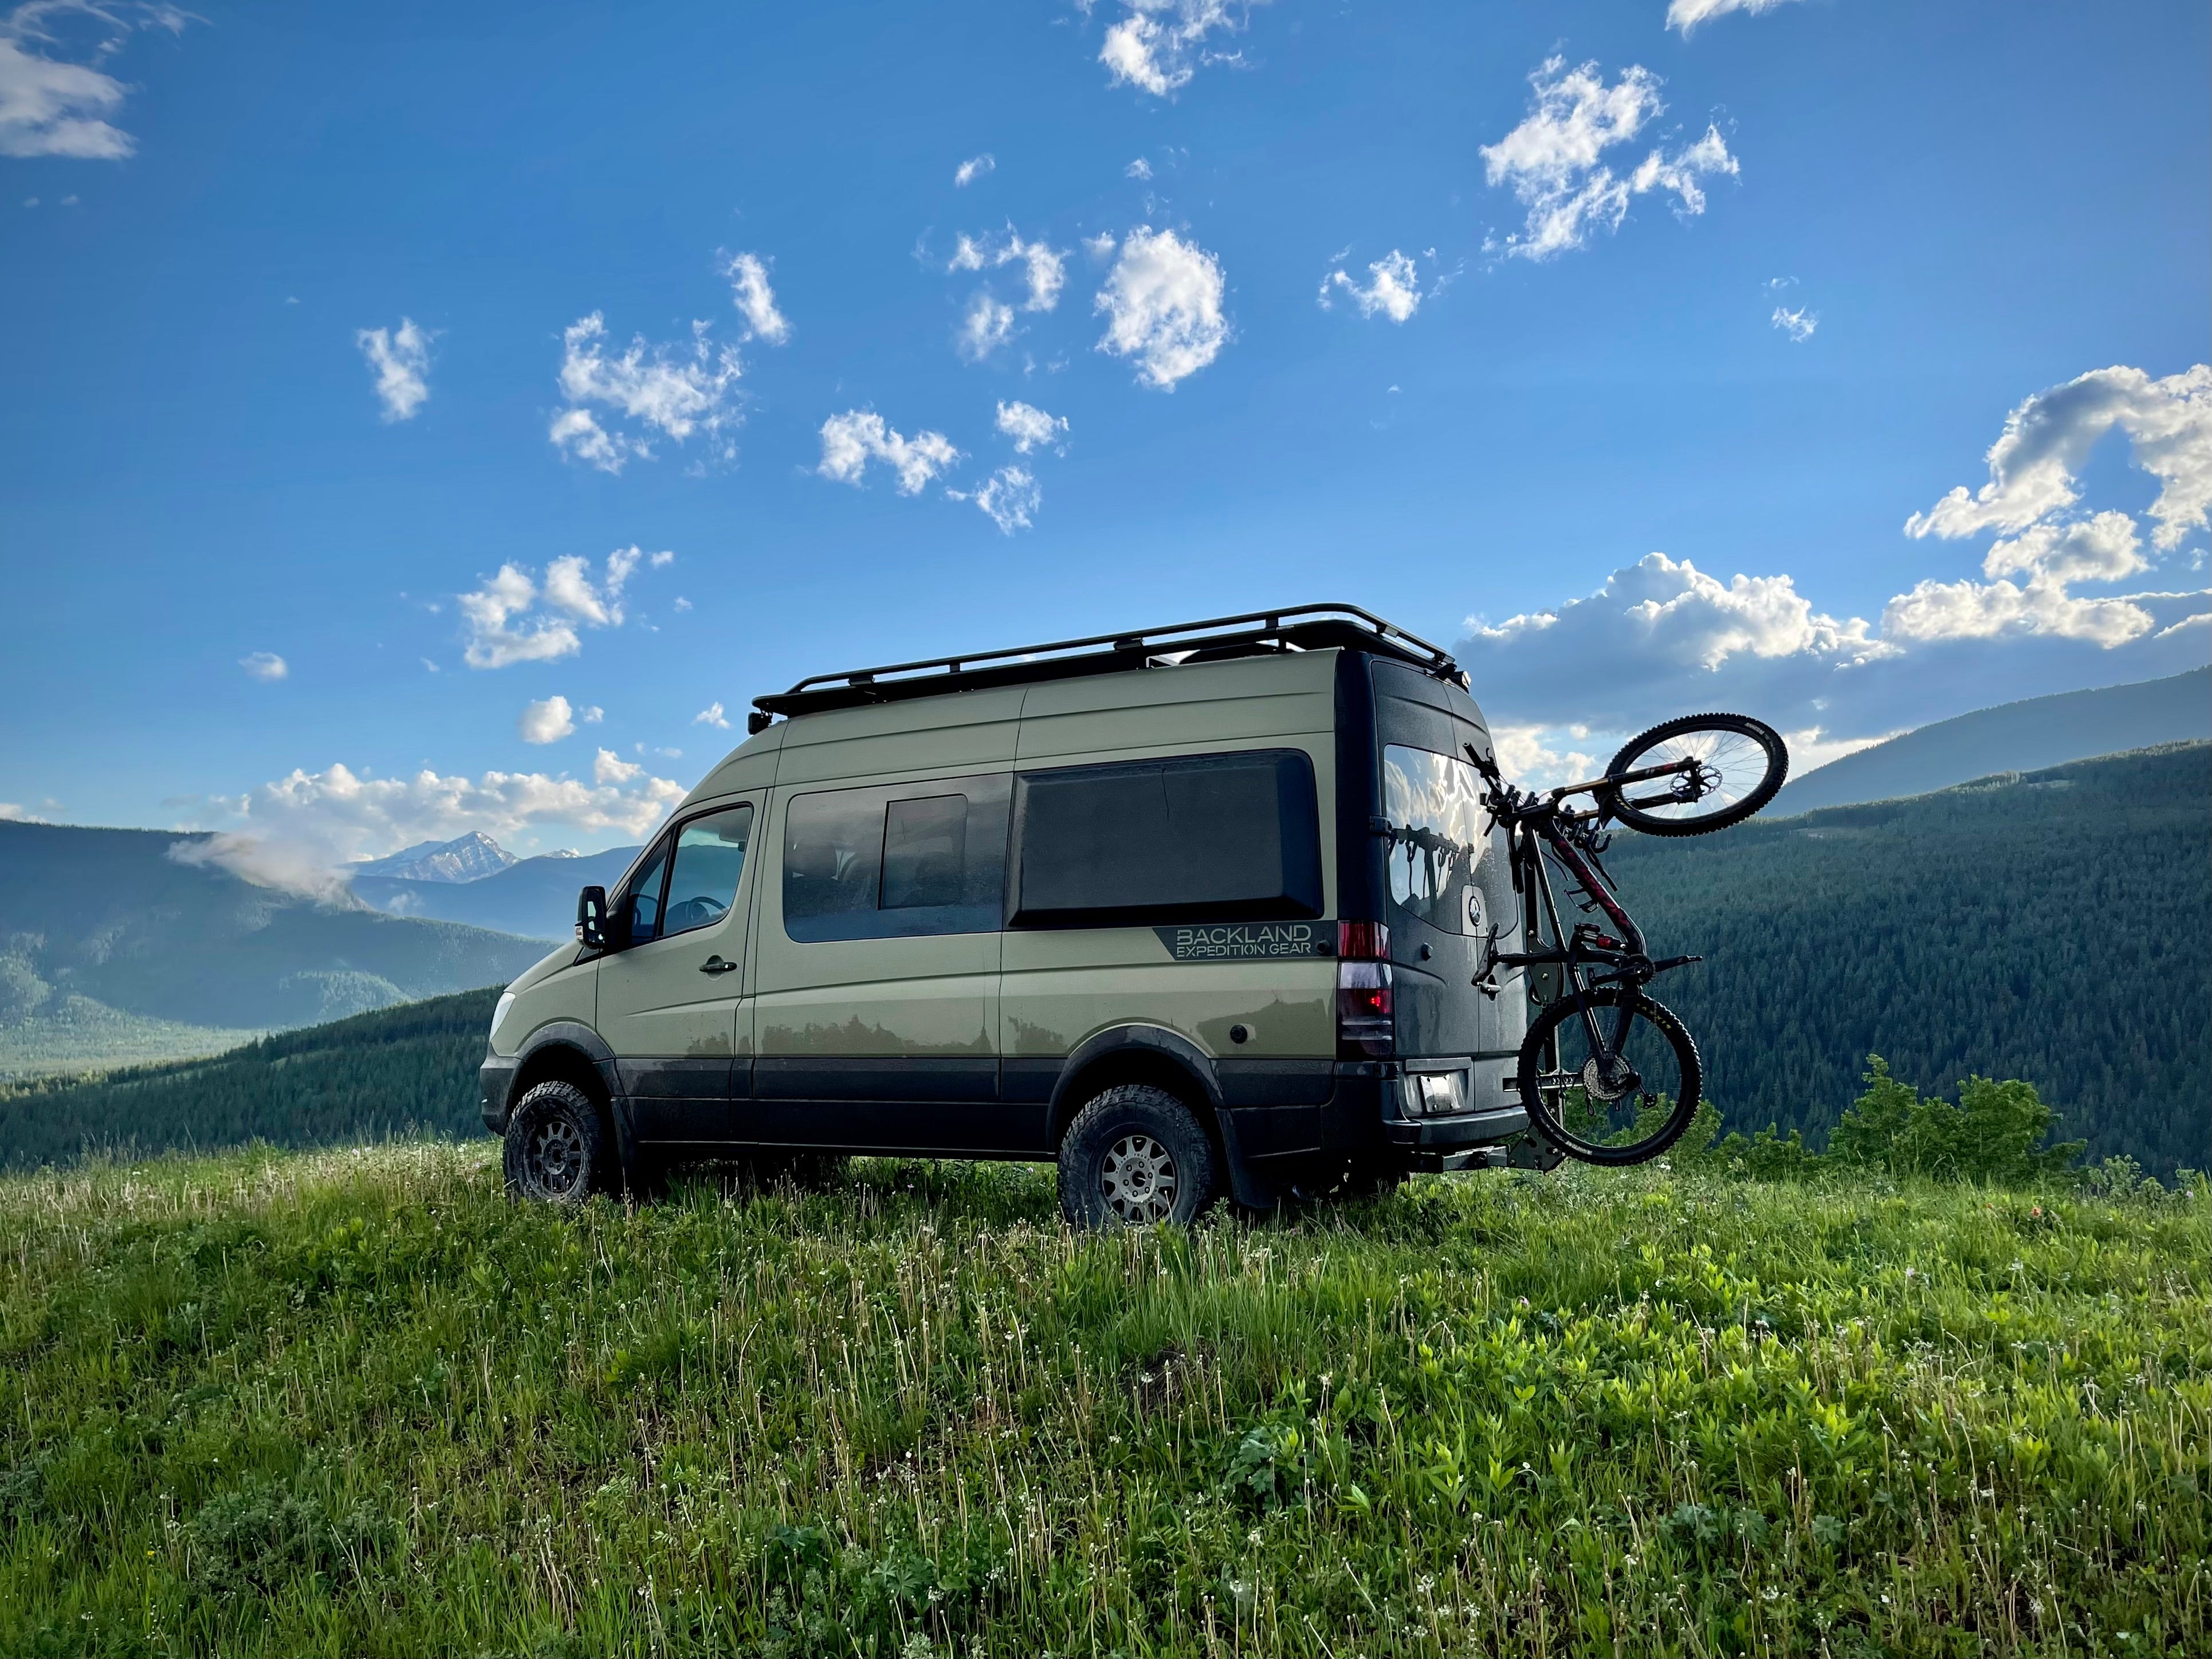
<box><xmin>751</xmin><ymin>604</ymin><xmax>1465</xmax><ymax>725</ymax></box>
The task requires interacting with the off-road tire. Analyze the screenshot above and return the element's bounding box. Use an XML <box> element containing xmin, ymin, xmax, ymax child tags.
<box><xmin>1598</xmin><ymin>712</ymin><xmax>1788</xmax><ymax>837</ymax></box>
<box><xmin>503</xmin><ymin>1080</ymin><xmax>613</xmax><ymax>1205</ymax></box>
<box><xmin>1058</xmin><ymin>1084</ymin><xmax>1218</xmax><ymax>1229</ymax></box>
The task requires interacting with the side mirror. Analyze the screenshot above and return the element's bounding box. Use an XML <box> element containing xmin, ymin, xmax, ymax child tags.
<box><xmin>576</xmin><ymin>885</ymin><xmax>608</xmax><ymax>950</ymax></box>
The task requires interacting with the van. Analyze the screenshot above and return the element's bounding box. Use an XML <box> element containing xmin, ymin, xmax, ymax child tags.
<box><xmin>481</xmin><ymin>606</ymin><xmax>1535</xmax><ymax>1224</ymax></box>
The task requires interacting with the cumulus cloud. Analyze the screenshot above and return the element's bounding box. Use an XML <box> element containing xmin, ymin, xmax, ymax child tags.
<box><xmin>817</xmin><ymin>410</ymin><xmax>961</xmax><ymax>495</ymax></box>
<box><xmin>518</xmin><ymin>695</ymin><xmax>576</xmax><ymax>744</ymax></box>
<box><xmin>1771</xmin><ymin>305</ymin><xmax>1817</xmax><ymax>343</ymax></box>
<box><xmin>948</xmin><ymin>465</ymin><xmax>1041</xmax><ymax>535</ymax></box>
<box><xmin>1480</xmin><ymin>58</ymin><xmax>1738</xmax><ymax>261</ymax></box>
<box><xmin>1318</xmin><ymin>249</ymin><xmax>1424</xmax><ymax>323</ymax></box>
<box><xmin>995</xmin><ymin>399</ymin><xmax>1068</xmax><ymax>454</ymax></box>
<box><xmin>1884</xmin><ymin>512</ymin><xmax>2164</xmax><ymax>647</ymax></box>
<box><xmin>459</xmin><ymin>547</ymin><xmax>657</xmax><ymax>669</ymax></box>
<box><xmin>592</xmin><ymin>748</ymin><xmax>641</xmax><ymax>786</ymax></box>
<box><xmin>1905</xmin><ymin>364</ymin><xmax>2212</xmax><ymax>551</ymax></box>
<box><xmin>239</xmin><ymin>651</ymin><xmax>288</xmax><ymax>682</ymax></box>
<box><xmin>356</xmin><ymin>317</ymin><xmax>434</xmax><ymax>421</ymax></box>
<box><xmin>0</xmin><ymin>1</ymin><xmax>192</xmax><ymax>160</ymax></box>
<box><xmin>549</xmin><ymin>312</ymin><xmax>742</xmax><ymax>472</ymax></box>
<box><xmin>953</xmin><ymin>152</ymin><xmax>994</xmax><ymax>187</ymax></box>
<box><xmin>1098</xmin><ymin>0</ymin><xmax>1266</xmax><ymax>99</ymax></box>
<box><xmin>1126</xmin><ymin>157</ymin><xmax>1152</xmax><ymax>181</ymax></box>
<box><xmin>720</xmin><ymin>251</ymin><xmax>791</xmax><ymax>345</ymax></box>
<box><xmin>1094</xmin><ymin>225</ymin><xmax>1229</xmax><ymax>389</ymax></box>
<box><xmin>693</xmin><ymin>701</ymin><xmax>730</xmax><ymax>729</ymax></box>
<box><xmin>1667</xmin><ymin>0</ymin><xmax>1813</xmax><ymax>34</ymax></box>
<box><xmin>956</xmin><ymin>293</ymin><xmax>1016</xmax><ymax>362</ymax></box>
<box><xmin>178</xmin><ymin>760</ymin><xmax>689</xmax><ymax>889</ymax></box>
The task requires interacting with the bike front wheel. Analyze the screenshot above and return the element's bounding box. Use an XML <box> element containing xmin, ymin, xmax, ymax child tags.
<box><xmin>1599</xmin><ymin>713</ymin><xmax>1787</xmax><ymax>836</ymax></box>
<box><xmin>1518</xmin><ymin>987</ymin><xmax>1703</xmax><ymax>1166</ymax></box>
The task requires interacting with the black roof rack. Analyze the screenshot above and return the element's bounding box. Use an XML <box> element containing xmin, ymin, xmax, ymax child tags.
<box><xmin>749</xmin><ymin>604</ymin><xmax>1464</xmax><ymax>726</ymax></box>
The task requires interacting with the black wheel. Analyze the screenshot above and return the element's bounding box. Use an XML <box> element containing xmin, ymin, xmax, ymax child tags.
<box><xmin>1058</xmin><ymin>1084</ymin><xmax>1219</xmax><ymax>1229</ymax></box>
<box><xmin>1598</xmin><ymin>713</ymin><xmax>1787</xmax><ymax>837</ymax></box>
<box><xmin>1517</xmin><ymin>987</ymin><xmax>1702</xmax><ymax>1166</ymax></box>
<box><xmin>503</xmin><ymin>1080</ymin><xmax>613</xmax><ymax>1204</ymax></box>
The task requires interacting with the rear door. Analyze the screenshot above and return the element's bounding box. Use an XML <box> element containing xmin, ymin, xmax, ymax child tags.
<box><xmin>596</xmin><ymin>799</ymin><xmax>760</xmax><ymax>1144</ymax></box>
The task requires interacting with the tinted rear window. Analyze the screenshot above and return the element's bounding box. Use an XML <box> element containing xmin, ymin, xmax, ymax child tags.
<box><xmin>1010</xmin><ymin>749</ymin><xmax>1323</xmax><ymax>928</ymax></box>
<box><xmin>783</xmin><ymin>775</ymin><xmax>1009</xmax><ymax>942</ymax></box>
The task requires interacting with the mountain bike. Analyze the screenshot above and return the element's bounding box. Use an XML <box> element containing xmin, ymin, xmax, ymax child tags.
<box><xmin>1469</xmin><ymin>713</ymin><xmax>1789</xmax><ymax>1165</ymax></box>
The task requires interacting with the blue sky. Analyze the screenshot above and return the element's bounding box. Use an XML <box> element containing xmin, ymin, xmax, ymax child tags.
<box><xmin>3</xmin><ymin>0</ymin><xmax>2206</xmax><ymax>862</ymax></box>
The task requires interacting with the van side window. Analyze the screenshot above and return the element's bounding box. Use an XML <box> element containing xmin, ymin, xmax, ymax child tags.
<box><xmin>1009</xmin><ymin>749</ymin><xmax>1325</xmax><ymax>928</ymax></box>
<box><xmin>783</xmin><ymin>775</ymin><xmax>1010</xmax><ymax>942</ymax></box>
<box><xmin>618</xmin><ymin>838</ymin><xmax>671</xmax><ymax>946</ymax></box>
<box><xmin>661</xmin><ymin>805</ymin><xmax>755</xmax><ymax>939</ymax></box>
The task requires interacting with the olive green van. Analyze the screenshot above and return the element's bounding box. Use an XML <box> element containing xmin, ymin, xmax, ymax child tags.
<box><xmin>481</xmin><ymin>606</ymin><xmax>1538</xmax><ymax>1225</ymax></box>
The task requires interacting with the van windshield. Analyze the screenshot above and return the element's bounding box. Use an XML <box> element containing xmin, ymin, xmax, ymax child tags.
<box><xmin>1381</xmin><ymin>744</ymin><xmax>1492</xmax><ymax>935</ymax></box>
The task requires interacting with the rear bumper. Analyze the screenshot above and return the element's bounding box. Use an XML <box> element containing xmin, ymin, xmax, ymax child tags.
<box><xmin>1220</xmin><ymin>1057</ymin><xmax>1526</xmax><ymax>1168</ymax></box>
<box><xmin>479</xmin><ymin>1054</ymin><xmax>519</xmax><ymax>1134</ymax></box>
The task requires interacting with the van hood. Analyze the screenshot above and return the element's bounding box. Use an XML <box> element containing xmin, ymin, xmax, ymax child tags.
<box><xmin>506</xmin><ymin>942</ymin><xmax>581</xmax><ymax>997</ymax></box>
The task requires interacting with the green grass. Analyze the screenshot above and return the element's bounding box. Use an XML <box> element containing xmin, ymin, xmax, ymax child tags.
<box><xmin>1</xmin><ymin>1145</ymin><xmax>2204</xmax><ymax>1657</ymax></box>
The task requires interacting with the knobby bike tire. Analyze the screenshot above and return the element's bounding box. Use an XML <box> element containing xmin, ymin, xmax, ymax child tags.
<box><xmin>1517</xmin><ymin>987</ymin><xmax>1704</xmax><ymax>1166</ymax></box>
<box><xmin>1598</xmin><ymin>712</ymin><xmax>1787</xmax><ymax>837</ymax></box>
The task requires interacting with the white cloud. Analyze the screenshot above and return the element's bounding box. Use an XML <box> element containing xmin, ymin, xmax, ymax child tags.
<box><xmin>949</xmin><ymin>465</ymin><xmax>1041</xmax><ymax>534</ymax></box>
<box><xmin>953</xmin><ymin>152</ymin><xmax>995</xmax><ymax>187</ymax></box>
<box><xmin>818</xmin><ymin>410</ymin><xmax>961</xmax><ymax>495</ymax></box>
<box><xmin>1905</xmin><ymin>364</ymin><xmax>2212</xmax><ymax>551</ymax></box>
<box><xmin>995</xmin><ymin>399</ymin><xmax>1068</xmax><ymax>454</ymax></box>
<box><xmin>0</xmin><ymin>1</ymin><xmax>192</xmax><ymax>160</ymax></box>
<box><xmin>549</xmin><ymin>312</ymin><xmax>742</xmax><ymax>472</ymax></box>
<box><xmin>180</xmin><ymin>760</ymin><xmax>689</xmax><ymax>886</ymax></box>
<box><xmin>580</xmin><ymin>704</ymin><xmax>603</xmax><ymax>723</ymax></box>
<box><xmin>672</xmin><ymin>596</ymin><xmax>692</xmax><ymax>612</ymax></box>
<box><xmin>0</xmin><ymin>802</ymin><xmax>37</xmax><ymax>822</ymax></box>
<box><xmin>720</xmin><ymin>251</ymin><xmax>791</xmax><ymax>345</ymax></box>
<box><xmin>649</xmin><ymin>550</ymin><xmax>675</xmax><ymax>568</ymax></box>
<box><xmin>957</xmin><ymin>293</ymin><xmax>1016</xmax><ymax>362</ymax></box>
<box><xmin>1126</xmin><ymin>157</ymin><xmax>1152</xmax><ymax>181</ymax></box>
<box><xmin>239</xmin><ymin>651</ymin><xmax>288</xmax><ymax>682</ymax></box>
<box><xmin>1480</xmin><ymin>57</ymin><xmax>1738</xmax><ymax>261</ymax></box>
<box><xmin>1884</xmin><ymin>512</ymin><xmax>2162</xmax><ymax>647</ymax></box>
<box><xmin>1667</xmin><ymin>0</ymin><xmax>1814</xmax><ymax>35</ymax></box>
<box><xmin>1487</xmin><ymin>724</ymin><xmax>1600</xmax><ymax>792</ymax></box>
<box><xmin>1093</xmin><ymin>225</ymin><xmax>1229</xmax><ymax>389</ymax></box>
<box><xmin>1083</xmin><ymin>232</ymin><xmax>1117</xmax><ymax>261</ymax></box>
<box><xmin>1771</xmin><ymin>305</ymin><xmax>1817</xmax><ymax>343</ymax></box>
<box><xmin>356</xmin><ymin>318</ymin><xmax>434</xmax><ymax>421</ymax></box>
<box><xmin>518</xmin><ymin>695</ymin><xmax>576</xmax><ymax>744</ymax></box>
<box><xmin>949</xmin><ymin>227</ymin><xmax>1068</xmax><ymax>312</ymax></box>
<box><xmin>1098</xmin><ymin>0</ymin><xmax>1266</xmax><ymax>99</ymax></box>
<box><xmin>1318</xmin><ymin>249</ymin><xmax>1423</xmax><ymax>323</ymax></box>
<box><xmin>459</xmin><ymin>547</ymin><xmax>654</xmax><ymax>669</ymax></box>
<box><xmin>693</xmin><ymin>701</ymin><xmax>730</xmax><ymax>729</ymax></box>
<box><xmin>593</xmin><ymin>748</ymin><xmax>642</xmax><ymax>786</ymax></box>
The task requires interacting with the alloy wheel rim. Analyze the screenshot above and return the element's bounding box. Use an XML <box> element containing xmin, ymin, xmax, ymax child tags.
<box><xmin>1100</xmin><ymin>1133</ymin><xmax>1178</xmax><ymax>1223</ymax></box>
<box><xmin>528</xmin><ymin>1113</ymin><xmax>589</xmax><ymax>1197</ymax></box>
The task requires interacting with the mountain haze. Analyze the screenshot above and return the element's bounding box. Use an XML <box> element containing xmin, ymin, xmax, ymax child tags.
<box><xmin>351</xmin><ymin>844</ymin><xmax>642</xmax><ymax>939</ymax></box>
<box><xmin>0</xmin><ymin>823</ymin><xmax>548</xmax><ymax>1065</ymax></box>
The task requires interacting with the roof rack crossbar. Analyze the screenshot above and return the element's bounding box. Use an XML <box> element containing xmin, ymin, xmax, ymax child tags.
<box><xmin>769</xmin><ymin>603</ymin><xmax>1455</xmax><ymax>701</ymax></box>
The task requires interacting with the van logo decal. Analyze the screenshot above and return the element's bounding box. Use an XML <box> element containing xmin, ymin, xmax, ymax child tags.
<box><xmin>1154</xmin><ymin>923</ymin><xmax>1330</xmax><ymax>960</ymax></box>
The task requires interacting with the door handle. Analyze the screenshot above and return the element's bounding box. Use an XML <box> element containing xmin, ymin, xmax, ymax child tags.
<box><xmin>698</xmin><ymin>955</ymin><xmax>739</xmax><ymax>975</ymax></box>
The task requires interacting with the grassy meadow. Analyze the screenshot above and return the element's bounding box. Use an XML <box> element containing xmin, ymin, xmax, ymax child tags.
<box><xmin>0</xmin><ymin>1144</ymin><xmax>2204</xmax><ymax>1657</ymax></box>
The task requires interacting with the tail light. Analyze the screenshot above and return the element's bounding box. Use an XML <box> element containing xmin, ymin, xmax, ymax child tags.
<box><xmin>1336</xmin><ymin>921</ymin><xmax>1393</xmax><ymax>1057</ymax></box>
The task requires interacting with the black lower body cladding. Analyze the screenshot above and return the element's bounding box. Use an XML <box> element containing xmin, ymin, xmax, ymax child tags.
<box><xmin>479</xmin><ymin>1054</ymin><xmax>519</xmax><ymax>1133</ymax></box>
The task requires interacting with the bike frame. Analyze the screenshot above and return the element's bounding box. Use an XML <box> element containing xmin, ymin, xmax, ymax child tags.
<box><xmin>1467</xmin><ymin>747</ymin><xmax>1702</xmax><ymax>1084</ymax></box>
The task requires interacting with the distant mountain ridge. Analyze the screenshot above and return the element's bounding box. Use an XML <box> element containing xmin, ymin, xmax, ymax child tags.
<box><xmin>0</xmin><ymin>823</ymin><xmax>547</xmax><ymax>1064</ymax></box>
<box><xmin>350</xmin><ymin>844</ymin><xmax>642</xmax><ymax>939</ymax></box>
<box><xmin>352</xmin><ymin>832</ymin><xmax>518</xmax><ymax>884</ymax></box>
<box><xmin>1775</xmin><ymin>667</ymin><xmax>2209</xmax><ymax>813</ymax></box>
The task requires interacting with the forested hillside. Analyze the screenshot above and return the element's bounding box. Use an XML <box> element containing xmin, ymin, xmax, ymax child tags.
<box><xmin>1605</xmin><ymin>743</ymin><xmax>2210</xmax><ymax>1174</ymax></box>
<box><xmin>0</xmin><ymin>989</ymin><xmax>499</xmax><ymax>1170</ymax></box>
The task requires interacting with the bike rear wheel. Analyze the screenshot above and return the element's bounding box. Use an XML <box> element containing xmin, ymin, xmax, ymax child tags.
<box><xmin>1599</xmin><ymin>713</ymin><xmax>1787</xmax><ymax>836</ymax></box>
<box><xmin>1518</xmin><ymin>987</ymin><xmax>1703</xmax><ymax>1166</ymax></box>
